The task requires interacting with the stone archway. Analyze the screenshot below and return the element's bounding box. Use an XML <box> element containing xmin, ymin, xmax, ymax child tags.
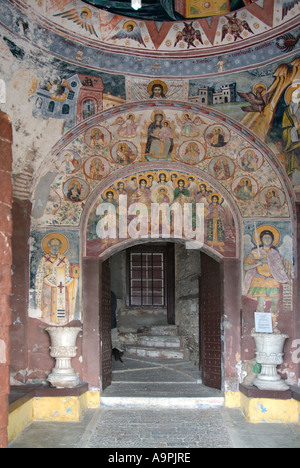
<box><xmin>28</xmin><ymin>99</ymin><xmax>297</xmax><ymax>395</ymax></box>
<box><xmin>80</xmin><ymin>161</ymin><xmax>243</xmax><ymax>392</ymax></box>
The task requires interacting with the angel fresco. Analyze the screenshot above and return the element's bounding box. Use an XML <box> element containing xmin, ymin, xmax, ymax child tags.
<box><xmin>116</xmin><ymin>114</ymin><xmax>140</xmax><ymax>138</ymax></box>
<box><xmin>53</xmin><ymin>7</ymin><xmax>99</xmax><ymax>38</ymax></box>
<box><xmin>243</xmin><ymin>225</ymin><xmax>290</xmax><ymax>331</ymax></box>
<box><xmin>111</xmin><ymin>21</ymin><xmax>146</xmax><ymax>47</ymax></box>
<box><xmin>85</xmin><ymin>126</ymin><xmax>111</xmax><ymax>149</ymax></box>
<box><xmin>174</xmin><ymin>22</ymin><xmax>203</xmax><ymax>49</ymax></box>
<box><xmin>238</xmin><ymin>84</ymin><xmax>274</xmax><ymax>114</ymax></box>
<box><xmin>221</xmin><ymin>12</ymin><xmax>254</xmax><ymax>42</ymax></box>
<box><xmin>259</xmin><ymin>187</ymin><xmax>285</xmax><ymax>211</ymax></box>
<box><xmin>151</xmin><ymin>185</ymin><xmax>174</xmax><ymax>205</ymax></box>
<box><xmin>63</xmin><ymin>178</ymin><xmax>90</xmax><ymax>203</ymax></box>
<box><xmin>46</xmin><ymin>76</ymin><xmax>72</xmax><ymax>102</ymax></box>
<box><xmin>175</xmin><ymin>113</ymin><xmax>203</xmax><ymax>138</ymax></box>
<box><xmin>237</xmin><ymin>148</ymin><xmax>263</xmax><ymax>173</ymax></box>
<box><xmin>209</xmin><ymin>157</ymin><xmax>234</xmax><ymax>181</ymax></box>
<box><xmin>173</xmin><ymin>178</ymin><xmax>191</xmax><ymax>206</ymax></box>
<box><xmin>83</xmin><ymin>157</ymin><xmax>110</xmax><ymax>181</ymax></box>
<box><xmin>129</xmin><ymin>177</ymin><xmax>152</xmax><ymax>205</ymax></box>
<box><xmin>55</xmin><ymin>150</ymin><xmax>81</xmax><ymax>174</ymax></box>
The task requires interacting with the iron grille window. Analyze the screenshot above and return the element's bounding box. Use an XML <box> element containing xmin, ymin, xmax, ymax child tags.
<box><xmin>128</xmin><ymin>250</ymin><xmax>166</xmax><ymax>307</ymax></box>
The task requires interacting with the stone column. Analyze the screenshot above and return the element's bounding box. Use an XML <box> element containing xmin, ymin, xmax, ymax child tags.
<box><xmin>0</xmin><ymin>111</ymin><xmax>13</xmax><ymax>448</ymax></box>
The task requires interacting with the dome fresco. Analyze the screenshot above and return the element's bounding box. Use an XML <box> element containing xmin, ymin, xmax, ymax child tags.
<box><xmin>81</xmin><ymin>0</ymin><xmax>248</xmax><ymax>21</ymax></box>
<box><xmin>1</xmin><ymin>0</ymin><xmax>298</xmax><ymax>64</ymax></box>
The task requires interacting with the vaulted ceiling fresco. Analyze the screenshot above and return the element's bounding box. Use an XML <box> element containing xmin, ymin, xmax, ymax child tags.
<box><xmin>81</xmin><ymin>0</ymin><xmax>256</xmax><ymax>21</ymax></box>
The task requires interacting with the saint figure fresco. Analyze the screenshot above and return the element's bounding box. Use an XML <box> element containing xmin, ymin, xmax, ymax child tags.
<box><xmin>243</xmin><ymin>225</ymin><xmax>290</xmax><ymax>331</ymax></box>
<box><xmin>35</xmin><ymin>233</ymin><xmax>78</xmax><ymax>325</ymax></box>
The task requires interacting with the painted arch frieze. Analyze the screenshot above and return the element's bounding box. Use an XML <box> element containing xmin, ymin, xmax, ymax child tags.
<box><xmin>29</xmin><ymin>101</ymin><xmax>296</xmax><ymax>326</ymax></box>
<box><xmin>32</xmin><ymin>101</ymin><xmax>293</xmax><ymax>232</ymax></box>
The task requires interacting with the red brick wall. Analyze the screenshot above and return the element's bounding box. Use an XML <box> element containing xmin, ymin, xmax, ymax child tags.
<box><xmin>0</xmin><ymin>111</ymin><xmax>13</xmax><ymax>448</ymax></box>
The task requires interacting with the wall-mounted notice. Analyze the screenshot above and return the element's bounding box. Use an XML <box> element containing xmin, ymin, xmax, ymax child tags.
<box><xmin>254</xmin><ymin>312</ymin><xmax>273</xmax><ymax>333</ymax></box>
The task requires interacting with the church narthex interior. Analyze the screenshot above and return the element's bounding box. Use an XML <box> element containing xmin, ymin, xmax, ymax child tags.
<box><xmin>1</xmin><ymin>0</ymin><xmax>300</xmax><ymax>448</ymax></box>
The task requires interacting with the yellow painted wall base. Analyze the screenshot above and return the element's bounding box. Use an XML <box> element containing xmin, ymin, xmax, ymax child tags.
<box><xmin>8</xmin><ymin>390</ymin><xmax>100</xmax><ymax>443</ymax></box>
<box><xmin>224</xmin><ymin>391</ymin><xmax>241</xmax><ymax>408</ymax></box>
<box><xmin>225</xmin><ymin>391</ymin><xmax>300</xmax><ymax>423</ymax></box>
<box><xmin>240</xmin><ymin>394</ymin><xmax>300</xmax><ymax>424</ymax></box>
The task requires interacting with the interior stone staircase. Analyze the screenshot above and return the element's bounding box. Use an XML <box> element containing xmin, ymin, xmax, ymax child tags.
<box><xmin>124</xmin><ymin>325</ymin><xmax>190</xmax><ymax>360</ymax></box>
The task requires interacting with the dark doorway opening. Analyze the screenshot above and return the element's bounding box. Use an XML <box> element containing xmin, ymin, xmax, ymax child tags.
<box><xmin>98</xmin><ymin>243</ymin><xmax>223</xmax><ymax>394</ymax></box>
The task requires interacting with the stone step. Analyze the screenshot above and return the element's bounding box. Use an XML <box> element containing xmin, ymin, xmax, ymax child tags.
<box><xmin>149</xmin><ymin>325</ymin><xmax>179</xmax><ymax>336</ymax></box>
<box><xmin>137</xmin><ymin>335</ymin><xmax>184</xmax><ymax>349</ymax></box>
<box><xmin>101</xmin><ymin>396</ymin><xmax>225</xmax><ymax>409</ymax></box>
<box><xmin>126</xmin><ymin>345</ymin><xmax>190</xmax><ymax>360</ymax></box>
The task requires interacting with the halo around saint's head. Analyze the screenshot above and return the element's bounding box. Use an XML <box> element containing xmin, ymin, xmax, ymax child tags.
<box><xmin>147</xmin><ymin>80</ymin><xmax>168</xmax><ymax>97</ymax></box>
<box><xmin>253</xmin><ymin>224</ymin><xmax>280</xmax><ymax>247</ymax></box>
<box><xmin>42</xmin><ymin>233</ymin><xmax>69</xmax><ymax>254</ymax></box>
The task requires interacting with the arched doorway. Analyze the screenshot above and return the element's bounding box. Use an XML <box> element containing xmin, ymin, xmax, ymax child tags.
<box><xmin>30</xmin><ymin>98</ymin><xmax>296</xmax><ymax>395</ymax></box>
<box><xmin>100</xmin><ymin>240</ymin><xmax>224</xmax><ymax>393</ymax></box>
<box><xmin>79</xmin><ymin>155</ymin><xmax>242</xmax><ymax>394</ymax></box>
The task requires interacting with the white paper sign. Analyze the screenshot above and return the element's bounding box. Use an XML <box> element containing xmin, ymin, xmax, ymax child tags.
<box><xmin>255</xmin><ymin>312</ymin><xmax>273</xmax><ymax>333</ymax></box>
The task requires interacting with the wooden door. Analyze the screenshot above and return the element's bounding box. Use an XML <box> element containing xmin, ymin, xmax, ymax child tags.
<box><xmin>199</xmin><ymin>253</ymin><xmax>222</xmax><ymax>390</ymax></box>
<box><xmin>100</xmin><ymin>259</ymin><xmax>112</xmax><ymax>391</ymax></box>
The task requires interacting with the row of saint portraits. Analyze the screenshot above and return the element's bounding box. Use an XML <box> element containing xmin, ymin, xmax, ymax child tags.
<box><xmin>86</xmin><ymin>171</ymin><xmax>237</xmax><ymax>257</ymax></box>
<box><xmin>29</xmin><ymin>221</ymin><xmax>293</xmax><ymax>326</ymax></box>
<box><xmin>58</xmin><ymin>144</ymin><xmax>286</xmax><ymax>211</ymax></box>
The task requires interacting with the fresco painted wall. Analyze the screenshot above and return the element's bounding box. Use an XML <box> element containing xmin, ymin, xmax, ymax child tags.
<box><xmin>0</xmin><ymin>0</ymin><xmax>298</xmax><ymax>386</ymax></box>
<box><xmin>243</xmin><ymin>220</ymin><xmax>293</xmax><ymax>314</ymax></box>
<box><xmin>85</xmin><ymin>168</ymin><xmax>237</xmax><ymax>257</ymax></box>
<box><xmin>25</xmin><ymin>98</ymin><xmax>295</xmax><ymax>330</ymax></box>
<box><xmin>23</xmin><ymin>54</ymin><xmax>300</xmax><ymax>194</ymax></box>
<box><xmin>29</xmin><ymin>229</ymin><xmax>80</xmax><ymax>326</ymax></box>
<box><xmin>31</xmin><ymin>103</ymin><xmax>291</xmax><ymax>229</ymax></box>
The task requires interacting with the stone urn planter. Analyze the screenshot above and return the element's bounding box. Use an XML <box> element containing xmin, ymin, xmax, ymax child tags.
<box><xmin>251</xmin><ymin>332</ymin><xmax>289</xmax><ymax>391</ymax></box>
<box><xmin>45</xmin><ymin>326</ymin><xmax>82</xmax><ymax>388</ymax></box>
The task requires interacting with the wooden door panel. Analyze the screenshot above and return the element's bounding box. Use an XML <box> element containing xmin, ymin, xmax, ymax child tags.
<box><xmin>100</xmin><ymin>259</ymin><xmax>112</xmax><ymax>391</ymax></box>
<box><xmin>200</xmin><ymin>253</ymin><xmax>222</xmax><ymax>390</ymax></box>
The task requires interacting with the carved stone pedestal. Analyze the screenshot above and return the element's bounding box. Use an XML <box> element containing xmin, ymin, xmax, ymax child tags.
<box><xmin>251</xmin><ymin>332</ymin><xmax>289</xmax><ymax>391</ymax></box>
<box><xmin>46</xmin><ymin>327</ymin><xmax>82</xmax><ymax>388</ymax></box>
